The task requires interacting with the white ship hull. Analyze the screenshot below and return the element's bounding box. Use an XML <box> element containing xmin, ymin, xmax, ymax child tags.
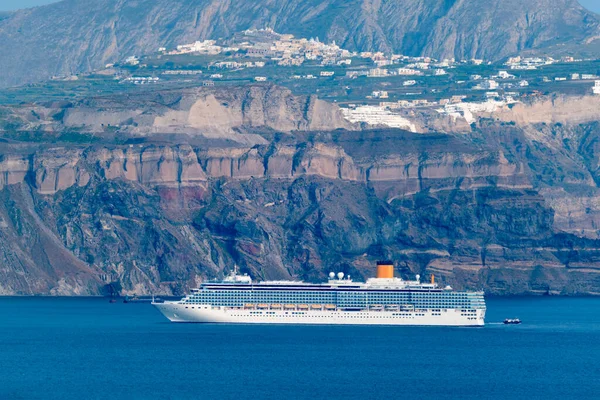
<box><xmin>153</xmin><ymin>303</ymin><xmax>485</xmax><ymax>326</ymax></box>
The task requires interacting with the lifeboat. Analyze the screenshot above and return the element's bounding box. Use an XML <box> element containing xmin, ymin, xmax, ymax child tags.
<box><xmin>385</xmin><ymin>305</ymin><xmax>399</xmax><ymax>311</ymax></box>
<box><xmin>298</xmin><ymin>304</ymin><xmax>309</xmax><ymax>310</ymax></box>
<box><xmin>370</xmin><ymin>304</ymin><xmax>384</xmax><ymax>311</ymax></box>
<box><xmin>325</xmin><ymin>304</ymin><xmax>336</xmax><ymax>310</ymax></box>
<box><xmin>271</xmin><ymin>304</ymin><xmax>282</xmax><ymax>309</ymax></box>
<box><xmin>284</xmin><ymin>304</ymin><xmax>296</xmax><ymax>309</ymax></box>
<box><xmin>244</xmin><ymin>303</ymin><xmax>255</xmax><ymax>309</ymax></box>
<box><xmin>311</xmin><ymin>304</ymin><xmax>322</xmax><ymax>310</ymax></box>
<box><xmin>257</xmin><ymin>304</ymin><xmax>269</xmax><ymax>309</ymax></box>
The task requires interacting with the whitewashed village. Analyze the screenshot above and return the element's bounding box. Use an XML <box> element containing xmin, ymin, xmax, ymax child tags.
<box><xmin>75</xmin><ymin>28</ymin><xmax>600</xmax><ymax>133</ymax></box>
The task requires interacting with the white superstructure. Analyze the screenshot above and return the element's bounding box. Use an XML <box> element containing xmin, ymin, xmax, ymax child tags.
<box><xmin>153</xmin><ymin>262</ymin><xmax>486</xmax><ymax>326</ymax></box>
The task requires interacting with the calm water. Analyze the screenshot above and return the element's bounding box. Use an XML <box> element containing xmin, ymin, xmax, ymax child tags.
<box><xmin>0</xmin><ymin>297</ymin><xmax>599</xmax><ymax>400</ymax></box>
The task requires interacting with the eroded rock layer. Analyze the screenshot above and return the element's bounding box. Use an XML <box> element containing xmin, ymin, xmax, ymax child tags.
<box><xmin>0</xmin><ymin>85</ymin><xmax>355</xmax><ymax>144</ymax></box>
<box><xmin>2</xmin><ymin>127</ymin><xmax>600</xmax><ymax>296</ymax></box>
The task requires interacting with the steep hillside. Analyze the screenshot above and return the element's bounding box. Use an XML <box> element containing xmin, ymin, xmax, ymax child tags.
<box><xmin>0</xmin><ymin>0</ymin><xmax>598</xmax><ymax>86</ymax></box>
<box><xmin>3</xmin><ymin>124</ymin><xmax>600</xmax><ymax>296</ymax></box>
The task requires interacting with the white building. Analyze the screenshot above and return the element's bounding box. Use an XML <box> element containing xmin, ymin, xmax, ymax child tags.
<box><xmin>408</xmin><ymin>62</ymin><xmax>430</xmax><ymax>70</ymax></box>
<box><xmin>371</xmin><ymin>91</ymin><xmax>389</xmax><ymax>99</ymax></box>
<box><xmin>375</xmin><ymin>59</ymin><xmax>393</xmax><ymax>67</ymax></box>
<box><xmin>175</xmin><ymin>40</ymin><xmax>222</xmax><ymax>55</ymax></box>
<box><xmin>124</xmin><ymin>56</ymin><xmax>140</xmax><ymax>66</ymax></box>
<box><xmin>367</xmin><ymin>68</ymin><xmax>389</xmax><ymax>77</ymax></box>
<box><xmin>480</xmin><ymin>80</ymin><xmax>499</xmax><ymax>90</ymax></box>
<box><xmin>497</xmin><ymin>71</ymin><xmax>515</xmax><ymax>79</ymax></box>
<box><xmin>341</xmin><ymin>106</ymin><xmax>416</xmax><ymax>132</ymax></box>
<box><xmin>439</xmin><ymin>99</ymin><xmax>513</xmax><ymax>124</ymax></box>
<box><xmin>397</xmin><ymin>68</ymin><xmax>421</xmax><ymax>76</ymax></box>
<box><xmin>163</xmin><ymin>70</ymin><xmax>203</xmax><ymax>75</ymax></box>
<box><xmin>593</xmin><ymin>81</ymin><xmax>600</xmax><ymax>95</ymax></box>
<box><xmin>122</xmin><ymin>76</ymin><xmax>159</xmax><ymax>85</ymax></box>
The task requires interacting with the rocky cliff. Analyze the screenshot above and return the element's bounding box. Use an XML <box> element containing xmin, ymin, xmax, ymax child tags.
<box><xmin>0</xmin><ymin>84</ymin><xmax>355</xmax><ymax>144</ymax></box>
<box><xmin>494</xmin><ymin>95</ymin><xmax>600</xmax><ymax>126</ymax></box>
<box><xmin>0</xmin><ymin>0</ymin><xmax>598</xmax><ymax>86</ymax></box>
<box><xmin>2</xmin><ymin>125</ymin><xmax>600</xmax><ymax>296</ymax></box>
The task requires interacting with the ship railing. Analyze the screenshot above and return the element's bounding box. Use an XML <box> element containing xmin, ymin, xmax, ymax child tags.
<box><xmin>240</xmin><ymin>304</ymin><xmax>340</xmax><ymax>311</ymax></box>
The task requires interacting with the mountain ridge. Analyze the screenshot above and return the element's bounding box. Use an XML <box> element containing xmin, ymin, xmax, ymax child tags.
<box><xmin>0</xmin><ymin>0</ymin><xmax>599</xmax><ymax>87</ymax></box>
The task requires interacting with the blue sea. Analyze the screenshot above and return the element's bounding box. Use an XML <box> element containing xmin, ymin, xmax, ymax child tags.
<box><xmin>0</xmin><ymin>297</ymin><xmax>599</xmax><ymax>400</ymax></box>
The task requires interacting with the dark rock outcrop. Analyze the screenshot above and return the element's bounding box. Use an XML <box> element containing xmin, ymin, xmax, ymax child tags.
<box><xmin>3</xmin><ymin>126</ymin><xmax>600</xmax><ymax>296</ymax></box>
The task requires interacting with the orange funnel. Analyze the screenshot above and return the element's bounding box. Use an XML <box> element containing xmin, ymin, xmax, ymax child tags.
<box><xmin>376</xmin><ymin>262</ymin><xmax>394</xmax><ymax>279</ymax></box>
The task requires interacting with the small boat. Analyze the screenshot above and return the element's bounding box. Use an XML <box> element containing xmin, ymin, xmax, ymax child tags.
<box><xmin>123</xmin><ymin>295</ymin><xmax>155</xmax><ymax>303</ymax></box>
<box><xmin>503</xmin><ymin>318</ymin><xmax>522</xmax><ymax>325</ymax></box>
<box><xmin>109</xmin><ymin>299</ymin><xmax>117</xmax><ymax>303</ymax></box>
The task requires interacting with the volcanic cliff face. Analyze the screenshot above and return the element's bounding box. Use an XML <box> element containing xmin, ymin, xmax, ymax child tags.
<box><xmin>2</xmin><ymin>124</ymin><xmax>600</xmax><ymax>296</ymax></box>
<box><xmin>494</xmin><ymin>95</ymin><xmax>600</xmax><ymax>126</ymax></box>
<box><xmin>0</xmin><ymin>0</ymin><xmax>598</xmax><ymax>86</ymax></box>
<box><xmin>1</xmin><ymin>85</ymin><xmax>355</xmax><ymax>144</ymax></box>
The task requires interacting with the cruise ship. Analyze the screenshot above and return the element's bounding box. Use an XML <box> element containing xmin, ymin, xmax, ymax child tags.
<box><xmin>153</xmin><ymin>262</ymin><xmax>486</xmax><ymax>326</ymax></box>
